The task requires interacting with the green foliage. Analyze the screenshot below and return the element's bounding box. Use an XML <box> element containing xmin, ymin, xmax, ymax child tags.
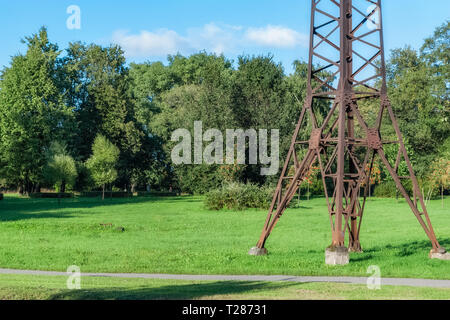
<box><xmin>28</xmin><ymin>192</ymin><xmax>73</xmax><ymax>199</ymax></box>
<box><xmin>43</xmin><ymin>141</ymin><xmax>77</xmax><ymax>192</ymax></box>
<box><xmin>373</xmin><ymin>180</ymin><xmax>413</xmax><ymax>198</ymax></box>
<box><xmin>137</xmin><ymin>191</ymin><xmax>178</xmax><ymax>197</ymax></box>
<box><xmin>175</xmin><ymin>164</ymin><xmax>222</xmax><ymax>195</ymax></box>
<box><xmin>79</xmin><ymin>191</ymin><xmax>132</xmax><ymax>198</ymax></box>
<box><xmin>427</xmin><ymin>157</ymin><xmax>450</xmax><ymax>206</ymax></box>
<box><xmin>386</xmin><ymin>22</ymin><xmax>450</xmax><ymax>177</ymax></box>
<box><xmin>373</xmin><ymin>181</ymin><xmax>399</xmax><ymax>198</ymax></box>
<box><xmin>0</xmin><ymin>27</ymin><xmax>72</xmax><ymax>193</ymax></box>
<box><xmin>0</xmin><ymin>22</ymin><xmax>448</xmax><ymax>195</ymax></box>
<box><xmin>73</xmin><ymin>161</ymin><xmax>92</xmax><ymax>192</ymax></box>
<box><xmin>85</xmin><ymin>135</ymin><xmax>120</xmax><ymax>198</ymax></box>
<box><xmin>204</xmin><ymin>182</ymin><xmax>273</xmax><ymax>210</ymax></box>
<box><xmin>63</xmin><ymin>42</ymin><xmax>155</xmax><ymax>191</ymax></box>
<box><xmin>146</xmin><ymin>53</ymin><xmax>237</xmax><ymax>193</ymax></box>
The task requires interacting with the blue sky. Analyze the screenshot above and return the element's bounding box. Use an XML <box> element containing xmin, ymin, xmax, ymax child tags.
<box><xmin>1</xmin><ymin>0</ymin><xmax>449</xmax><ymax>74</ymax></box>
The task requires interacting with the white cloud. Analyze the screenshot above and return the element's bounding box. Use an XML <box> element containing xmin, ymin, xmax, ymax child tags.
<box><xmin>245</xmin><ymin>25</ymin><xmax>308</xmax><ymax>48</ymax></box>
<box><xmin>111</xmin><ymin>23</ymin><xmax>307</xmax><ymax>58</ymax></box>
<box><xmin>112</xmin><ymin>29</ymin><xmax>187</xmax><ymax>57</ymax></box>
<box><xmin>186</xmin><ymin>23</ymin><xmax>238</xmax><ymax>54</ymax></box>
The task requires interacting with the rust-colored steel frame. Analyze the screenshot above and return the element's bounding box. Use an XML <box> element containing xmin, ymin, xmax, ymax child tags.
<box><xmin>253</xmin><ymin>0</ymin><xmax>445</xmax><ymax>255</ymax></box>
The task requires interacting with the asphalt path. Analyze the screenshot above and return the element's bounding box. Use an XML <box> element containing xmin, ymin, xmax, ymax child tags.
<box><xmin>1</xmin><ymin>268</ymin><xmax>450</xmax><ymax>288</ymax></box>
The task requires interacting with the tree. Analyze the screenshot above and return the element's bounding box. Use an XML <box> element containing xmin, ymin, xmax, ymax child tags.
<box><xmin>428</xmin><ymin>157</ymin><xmax>450</xmax><ymax>208</ymax></box>
<box><xmin>362</xmin><ymin>162</ymin><xmax>382</xmax><ymax>198</ymax></box>
<box><xmin>386</xmin><ymin>22</ymin><xmax>449</xmax><ymax>178</ymax></box>
<box><xmin>86</xmin><ymin>135</ymin><xmax>120</xmax><ymax>200</ymax></box>
<box><xmin>43</xmin><ymin>142</ymin><xmax>77</xmax><ymax>192</ymax></box>
<box><xmin>147</xmin><ymin>53</ymin><xmax>236</xmax><ymax>193</ymax></box>
<box><xmin>63</xmin><ymin>42</ymin><xmax>146</xmax><ymax>190</ymax></box>
<box><xmin>0</xmin><ymin>27</ymin><xmax>72</xmax><ymax>194</ymax></box>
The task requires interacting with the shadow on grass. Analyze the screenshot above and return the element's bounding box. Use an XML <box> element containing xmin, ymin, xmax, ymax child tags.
<box><xmin>359</xmin><ymin>238</ymin><xmax>450</xmax><ymax>258</ymax></box>
<box><xmin>393</xmin><ymin>239</ymin><xmax>450</xmax><ymax>257</ymax></box>
<box><xmin>349</xmin><ymin>254</ymin><xmax>373</xmax><ymax>262</ymax></box>
<box><xmin>48</xmin><ymin>281</ymin><xmax>298</xmax><ymax>300</ymax></box>
<box><xmin>0</xmin><ymin>195</ymin><xmax>200</xmax><ymax>222</ymax></box>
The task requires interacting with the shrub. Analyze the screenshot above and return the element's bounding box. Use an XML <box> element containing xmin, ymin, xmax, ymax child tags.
<box><xmin>29</xmin><ymin>193</ymin><xmax>74</xmax><ymax>199</ymax></box>
<box><xmin>73</xmin><ymin>162</ymin><xmax>92</xmax><ymax>192</ymax></box>
<box><xmin>204</xmin><ymin>183</ymin><xmax>274</xmax><ymax>210</ymax></box>
<box><xmin>373</xmin><ymin>181</ymin><xmax>397</xmax><ymax>198</ymax></box>
<box><xmin>419</xmin><ymin>178</ymin><xmax>440</xmax><ymax>201</ymax></box>
<box><xmin>175</xmin><ymin>164</ymin><xmax>222</xmax><ymax>195</ymax></box>
<box><xmin>374</xmin><ymin>180</ymin><xmax>413</xmax><ymax>198</ymax></box>
<box><xmin>137</xmin><ymin>191</ymin><xmax>178</xmax><ymax>197</ymax></box>
<box><xmin>86</xmin><ymin>135</ymin><xmax>120</xmax><ymax>200</ymax></box>
<box><xmin>80</xmin><ymin>191</ymin><xmax>132</xmax><ymax>198</ymax></box>
<box><xmin>43</xmin><ymin>142</ymin><xmax>77</xmax><ymax>193</ymax></box>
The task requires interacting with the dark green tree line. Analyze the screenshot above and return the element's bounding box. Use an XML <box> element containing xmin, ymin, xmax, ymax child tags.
<box><xmin>0</xmin><ymin>22</ymin><xmax>448</xmax><ymax>195</ymax></box>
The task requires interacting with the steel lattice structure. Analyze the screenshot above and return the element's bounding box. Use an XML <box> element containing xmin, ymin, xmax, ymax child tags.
<box><xmin>250</xmin><ymin>0</ymin><xmax>447</xmax><ymax>261</ymax></box>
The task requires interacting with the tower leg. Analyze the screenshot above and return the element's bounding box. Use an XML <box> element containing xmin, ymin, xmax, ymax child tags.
<box><xmin>376</xmin><ymin>101</ymin><xmax>447</xmax><ymax>258</ymax></box>
<box><xmin>348</xmin><ymin>218</ymin><xmax>362</xmax><ymax>253</ymax></box>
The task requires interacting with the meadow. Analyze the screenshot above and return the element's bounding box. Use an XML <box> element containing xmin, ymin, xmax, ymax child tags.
<box><xmin>0</xmin><ymin>194</ymin><xmax>449</xmax><ymax>280</ymax></box>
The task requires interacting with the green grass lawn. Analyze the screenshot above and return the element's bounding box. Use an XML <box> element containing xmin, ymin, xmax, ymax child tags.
<box><xmin>1</xmin><ymin>274</ymin><xmax>450</xmax><ymax>300</ymax></box>
<box><xmin>0</xmin><ymin>194</ymin><xmax>449</xmax><ymax>281</ymax></box>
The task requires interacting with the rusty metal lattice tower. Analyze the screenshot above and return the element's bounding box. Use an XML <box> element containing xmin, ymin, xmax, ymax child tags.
<box><xmin>249</xmin><ymin>0</ymin><xmax>448</xmax><ymax>264</ymax></box>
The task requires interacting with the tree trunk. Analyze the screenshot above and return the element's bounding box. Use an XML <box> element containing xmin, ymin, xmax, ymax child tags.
<box><xmin>26</xmin><ymin>181</ymin><xmax>32</xmax><ymax>196</ymax></box>
<box><xmin>442</xmin><ymin>185</ymin><xmax>444</xmax><ymax>209</ymax></box>
<box><xmin>61</xmin><ymin>180</ymin><xmax>66</xmax><ymax>193</ymax></box>
<box><xmin>102</xmin><ymin>184</ymin><xmax>105</xmax><ymax>201</ymax></box>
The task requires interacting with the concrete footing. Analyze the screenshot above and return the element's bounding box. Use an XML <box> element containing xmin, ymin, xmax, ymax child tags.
<box><xmin>248</xmin><ymin>247</ymin><xmax>268</xmax><ymax>256</ymax></box>
<box><xmin>430</xmin><ymin>249</ymin><xmax>450</xmax><ymax>261</ymax></box>
<box><xmin>325</xmin><ymin>246</ymin><xmax>349</xmax><ymax>265</ymax></box>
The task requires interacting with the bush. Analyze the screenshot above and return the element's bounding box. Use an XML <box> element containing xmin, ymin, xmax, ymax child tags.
<box><xmin>43</xmin><ymin>143</ymin><xmax>78</xmax><ymax>193</ymax></box>
<box><xmin>204</xmin><ymin>183</ymin><xmax>274</xmax><ymax>210</ymax></box>
<box><xmin>80</xmin><ymin>191</ymin><xmax>132</xmax><ymax>198</ymax></box>
<box><xmin>137</xmin><ymin>191</ymin><xmax>178</xmax><ymax>197</ymax></box>
<box><xmin>29</xmin><ymin>192</ymin><xmax>74</xmax><ymax>199</ymax></box>
<box><xmin>73</xmin><ymin>162</ymin><xmax>92</xmax><ymax>192</ymax></box>
<box><xmin>374</xmin><ymin>180</ymin><xmax>413</xmax><ymax>198</ymax></box>
<box><xmin>175</xmin><ymin>164</ymin><xmax>222</xmax><ymax>195</ymax></box>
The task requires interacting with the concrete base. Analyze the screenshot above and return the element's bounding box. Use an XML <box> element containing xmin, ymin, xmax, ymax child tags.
<box><xmin>430</xmin><ymin>249</ymin><xmax>450</xmax><ymax>261</ymax></box>
<box><xmin>325</xmin><ymin>246</ymin><xmax>349</xmax><ymax>265</ymax></box>
<box><xmin>248</xmin><ymin>247</ymin><xmax>268</xmax><ymax>256</ymax></box>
